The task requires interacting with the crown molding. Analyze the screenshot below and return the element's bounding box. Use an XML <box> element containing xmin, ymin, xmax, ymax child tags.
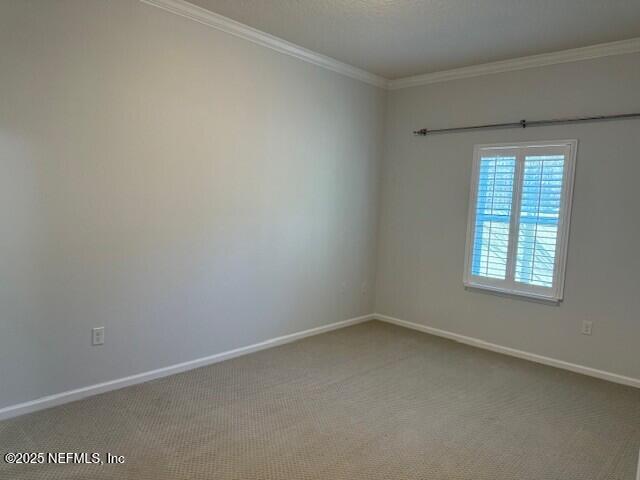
<box><xmin>135</xmin><ymin>1</ymin><xmax>639</xmax><ymax>93</ymax></box>
<box><xmin>388</xmin><ymin>37</ymin><xmax>640</xmax><ymax>90</ymax></box>
<box><xmin>139</xmin><ymin>0</ymin><xmax>388</xmax><ymax>89</ymax></box>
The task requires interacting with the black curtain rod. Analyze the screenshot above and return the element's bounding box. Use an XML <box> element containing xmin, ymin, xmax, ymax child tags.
<box><xmin>413</xmin><ymin>112</ymin><xmax>640</xmax><ymax>136</ymax></box>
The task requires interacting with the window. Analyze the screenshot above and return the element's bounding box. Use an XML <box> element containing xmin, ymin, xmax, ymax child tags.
<box><xmin>463</xmin><ymin>140</ymin><xmax>577</xmax><ymax>301</ymax></box>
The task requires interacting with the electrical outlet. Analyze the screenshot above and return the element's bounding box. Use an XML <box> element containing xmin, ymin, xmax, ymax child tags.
<box><xmin>361</xmin><ymin>281</ymin><xmax>368</xmax><ymax>296</ymax></box>
<box><xmin>92</xmin><ymin>327</ymin><xmax>105</xmax><ymax>345</ymax></box>
<box><xmin>581</xmin><ymin>321</ymin><xmax>593</xmax><ymax>336</ymax></box>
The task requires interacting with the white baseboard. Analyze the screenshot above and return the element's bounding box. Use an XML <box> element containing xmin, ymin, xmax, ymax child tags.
<box><xmin>3</xmin><ymin>312</ymin><xmax>636</xmax><ymax>421</ymax></box>
<box><xmin>374</xmin><ymin>313</ymin><xmax>640</xmax><ymax>389</ymax></box>
<box><xmin>0</xmin><ymin>314</ymin><xmax>374</xmax><ymax>421</ymax></box>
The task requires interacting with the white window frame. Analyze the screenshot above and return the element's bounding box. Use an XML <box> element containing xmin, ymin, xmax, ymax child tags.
<box><xmin>463</xmin><ymin>139</ymin><xmax>577</xmax><ymax>302</ymax></box>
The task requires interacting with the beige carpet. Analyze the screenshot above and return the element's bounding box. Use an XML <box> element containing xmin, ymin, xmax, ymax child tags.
<box><xmin>1</xmin><ymin>320</ymin><xmax>639</xmax><ymax>479</ymax></box>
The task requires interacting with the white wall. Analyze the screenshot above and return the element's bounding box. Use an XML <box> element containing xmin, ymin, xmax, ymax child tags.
<box><xmin>376</xmin><ymin>53</ymin><xmax>640</xmax><ymax>380</ymax></box>
<box><xmin>0</xmin><ymin>0</ymin><xmax>386</xmax><ymax>409</ymax></box>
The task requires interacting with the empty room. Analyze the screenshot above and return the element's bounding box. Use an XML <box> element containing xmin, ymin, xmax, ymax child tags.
<box><xmin>1</xmin><ymin>0</ymin><xmax>640</xmax><ymax>478</ymax></box>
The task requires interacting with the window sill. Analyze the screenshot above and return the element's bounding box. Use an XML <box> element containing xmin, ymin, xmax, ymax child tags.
<box><xmin>463</xmin><ymin>282</ymin><xmax>561</xmax><ymax>305</ymax></box>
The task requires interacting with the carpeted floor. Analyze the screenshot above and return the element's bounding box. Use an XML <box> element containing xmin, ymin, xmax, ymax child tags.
<box><xmin>1</xmin><ymin>320</ymin><xmax>639</xmax><ymax>479</ymax></box>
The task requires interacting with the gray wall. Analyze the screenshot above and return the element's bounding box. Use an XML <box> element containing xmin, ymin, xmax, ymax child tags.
<box><xmin>2</xmin><ymin>1</ymin><xmax>639</xmax><ymax>413</ymax></box>
<box><xmin>376</xmin><ymin>53</ymin><xmax>640</xmax><ymax>380</ymax></box>
<box><xmin>0</xmin><ymin>0</ymin><xmax>386</xmax><ymax>409</ymax></box>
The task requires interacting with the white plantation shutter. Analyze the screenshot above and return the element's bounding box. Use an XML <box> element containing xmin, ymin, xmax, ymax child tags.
<box><xmin>515</xmin><ymin>155</ymin><xmax>564</xmax><ymax>288</ymax></box>
<box><xmin>464</xmin><ymin>141</ymin><xmax>576</xmax><ymax>301</ymax></box>
<box><xmin>471</xmin><ymin>155</ymin><xmax>516</xmax><ymax>280</ymax></box>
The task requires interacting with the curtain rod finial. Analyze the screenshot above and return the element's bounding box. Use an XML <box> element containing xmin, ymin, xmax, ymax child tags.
<box><xmin>413</xmin><ymin>129</ymin><xmax>428</xmax><ymax>136</ymax></box>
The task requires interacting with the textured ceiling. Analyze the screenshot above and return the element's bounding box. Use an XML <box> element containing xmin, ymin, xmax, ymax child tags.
<box><xmin>188</xmin><ymin>0</ymin><xmax>640</xmax><ymax>79</ymax></box>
